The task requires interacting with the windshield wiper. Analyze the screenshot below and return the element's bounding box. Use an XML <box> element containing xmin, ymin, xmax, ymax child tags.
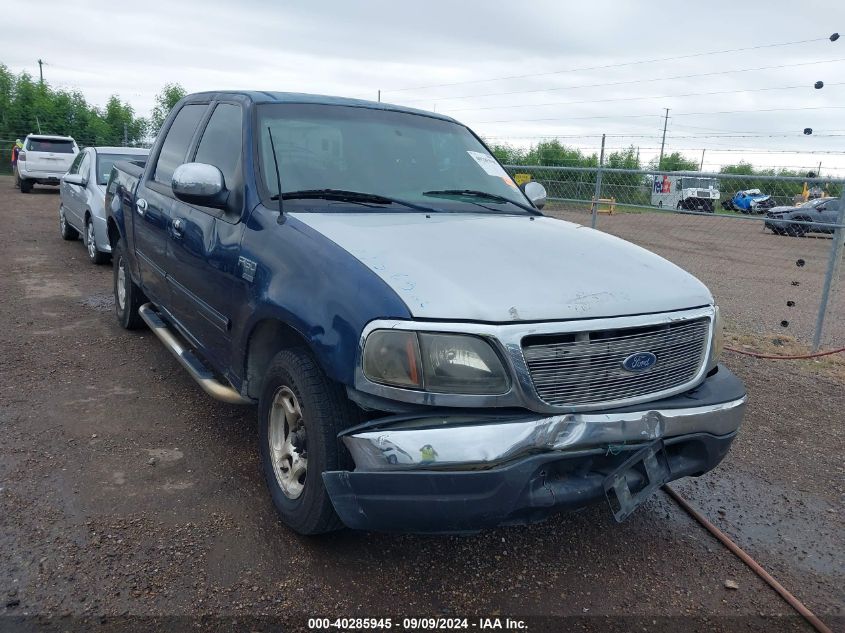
<box><xmin>272</xmin><ymin>189</ymin><xmax>438</xmax><ymax>213</ymax></box>
<box><xmin>423</xmin><ymin>189</ymin><xmax>541</xmax><ymax>215</ymax></box>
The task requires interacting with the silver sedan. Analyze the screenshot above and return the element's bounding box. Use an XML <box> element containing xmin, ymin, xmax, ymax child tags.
<box><xmin>59</xmin><ymin>146</ymin><xmax>149</xmax><ymax>264</ymax></box>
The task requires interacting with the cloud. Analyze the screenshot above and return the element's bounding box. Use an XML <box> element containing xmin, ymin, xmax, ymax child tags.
<box><xmin>1</xmin><ymin>0</ymin><xmax>843</xmax><ymax>170</ymax></box>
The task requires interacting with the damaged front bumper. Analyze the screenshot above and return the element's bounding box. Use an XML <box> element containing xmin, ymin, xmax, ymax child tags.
<box><xmin>323</xmin><ymin>365</ymin><xmax>746</xmax><ymax>533</ymax></box>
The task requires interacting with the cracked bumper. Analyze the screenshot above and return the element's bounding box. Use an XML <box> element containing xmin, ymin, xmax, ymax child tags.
<box><xmin>324</xmin><ymin>365</ymin><xmax>746</xmax><ymax>532</ymax></box>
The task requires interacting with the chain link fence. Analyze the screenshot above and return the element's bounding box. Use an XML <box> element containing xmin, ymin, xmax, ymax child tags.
<box><xmin>506</xmin><ymin>164</ymin><xmax>845</xmax><ymax>350</ymax></box>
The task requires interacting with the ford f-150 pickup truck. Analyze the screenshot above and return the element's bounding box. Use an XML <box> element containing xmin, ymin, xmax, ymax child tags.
<box><xmin>105</xmin><ymin>91</ymin><xmax>746</xmax><ymax>535</ymax></box>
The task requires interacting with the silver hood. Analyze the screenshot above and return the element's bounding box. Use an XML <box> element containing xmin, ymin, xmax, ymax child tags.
<box><xmin>293</xmin><ymin>213</ymin><xmax>713</xmax><ymax>322</ymax></box>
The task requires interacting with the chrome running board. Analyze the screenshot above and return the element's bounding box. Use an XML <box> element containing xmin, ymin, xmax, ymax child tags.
<box><xmin>138</xmin><ymin>303</ymin><xmax>253</xmax><ymax>405</ymax></box>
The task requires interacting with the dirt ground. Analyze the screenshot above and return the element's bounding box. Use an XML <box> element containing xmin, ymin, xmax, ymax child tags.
<box><xmin>0</xmin><ymin>176</ymin><xmax>842</xmax><ymax>632</ymax></box>
<box><xmin>544</xmin><ymin>203</ymin><xmax>845</xmax><ymax>349</ymax></box>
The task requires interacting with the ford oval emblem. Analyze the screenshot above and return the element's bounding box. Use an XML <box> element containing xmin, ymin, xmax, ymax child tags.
<box><xmin>622</xmin><ymin>352</ymin><xmax>657</xmax><ymax>372</ymax></box>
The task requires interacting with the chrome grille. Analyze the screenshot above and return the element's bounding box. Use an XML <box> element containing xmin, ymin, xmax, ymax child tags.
<box><xmin>522</xmin><ymin>317</ymin><xmax>710</xmax><ymax>407</ymax></box>
<box><xmin>697</xmin><ymin>190</ymin><xmax>711</xmax><ymax>198</ymax></box>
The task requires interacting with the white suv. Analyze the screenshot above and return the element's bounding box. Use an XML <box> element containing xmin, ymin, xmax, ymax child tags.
<box><xmin>16</xmin><ymin>134</ymin><xmax>79</xmax><ymax>193</ymax></box>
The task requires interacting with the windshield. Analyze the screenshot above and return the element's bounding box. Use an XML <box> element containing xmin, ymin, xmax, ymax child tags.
<box><xmin>681</xmin><ymin>178</ymin><xmax>717</xmax><ymax>189</ymax></box>
<box><xmin>96</xmin><ymin>153</ymin><xmax>147</xmax><ymax>185</ymax></box>
<box><xmin>256</xmin><ymin>103</ymin><xmax>528</xmax><ymax>213</ymax></box>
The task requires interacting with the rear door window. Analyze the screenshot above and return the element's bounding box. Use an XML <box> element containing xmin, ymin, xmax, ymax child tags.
<box><xmin>27</xmin><ymin>138</ymin><xmax>75</xmax><ymax>153</ymax></box>
<box><xmin>67</xmin><ymin>152</ymin><xmax>85</xmax><ymax>174</ymax></box>
<box><xmin>152</xmin><ymin>104</ymin><xmax>207</xmax><ymax>187</ymax></box>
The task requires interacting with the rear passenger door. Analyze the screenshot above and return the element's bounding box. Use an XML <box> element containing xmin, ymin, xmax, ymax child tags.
<box><xmin>61</xmin><ymin>152</ymin><xmax>85</xmax><ymax>227</ymax></box>
<box><xmin>66</xmin><ymin>150</ymin><xmax>91</xmax><ymax>229</ymax></box>
<box><xmin>166</xmin><ymin>101</ymin><xmax>246</xmax><ymax>371</ymax></box>
<box><xmin>134</xmin><ymin>103</ymin><xmax>208</xmax><ymax>305</ymax></box>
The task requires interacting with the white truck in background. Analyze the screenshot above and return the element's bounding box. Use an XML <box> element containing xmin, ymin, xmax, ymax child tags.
<box><xmin>652</xmin><ymin>175</ymin><xmax>720</xmax><ymax>213</ymax></box>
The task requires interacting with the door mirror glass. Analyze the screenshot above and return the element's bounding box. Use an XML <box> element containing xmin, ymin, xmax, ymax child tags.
<box><xmin>522</xmin><ymin>181</ymin><xmax>547</xmax><ymax>210</ymax></box>
<box><xmin>172</xmin><ymin>163</ymin><xmax>228</xmax><ymax>208</ymax></box>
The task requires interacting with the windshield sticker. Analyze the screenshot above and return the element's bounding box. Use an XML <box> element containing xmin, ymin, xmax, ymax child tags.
<box><xmin>467</xmin><ymin>151</ymin><xmax>518</xmax><ymax>188</ymax></box>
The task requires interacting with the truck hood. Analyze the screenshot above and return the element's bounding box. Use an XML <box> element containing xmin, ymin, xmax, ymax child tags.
<box><xmin>292</xmin><ymin>213</ymin><xmax>713</xmax><ymax>322</ymax></box>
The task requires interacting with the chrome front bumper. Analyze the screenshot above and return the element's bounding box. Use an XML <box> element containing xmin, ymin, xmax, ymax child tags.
<box><xmin>342</xmin><ymin>367</ymin><xmax>746</xmax><ymax>472</ymax></box>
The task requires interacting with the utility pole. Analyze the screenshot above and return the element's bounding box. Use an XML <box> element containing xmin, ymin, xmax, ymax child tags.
<box><xmin>37</xmin><ymin>59</ymin><xmax>44</xmax><ymax>83</ymax></box>
<box><xmin>123</xmin><ymin>122</ymin><xmax>128</xmax><ymax>147</ymax></box>
<box><xmin>377</xmin><ymin>90</ymin><xmax>381</xmax><ymax>103</ymax></box>
<box><xmin>658</xmin><ymin>108</ymin><xmax>669</xmax><ymax>169</ymax></box>
<box><xmin>817</xmin><ymin>161</ymin><xmax>822</xmax><ymax>177</ymax></box>
<box><xmin>699</xmin><ymin>149</ymin><xmax>706</xmax><ymax>171</ymax></box>
<box><xmin>35</xmin><ymin>115</ymin><xmax>42</xmax><ymax>134</ymax></box>
<box><xmin>590</xmin><ymin>133</ymin><xmax>606</xmax><ymax>229</ymax></box>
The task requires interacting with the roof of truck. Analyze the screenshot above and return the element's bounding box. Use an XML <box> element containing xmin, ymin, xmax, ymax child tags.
<box><xmin>185</xmin><ymin>90</ymin><xmax>457</xmax><ymax>123</ymax></box>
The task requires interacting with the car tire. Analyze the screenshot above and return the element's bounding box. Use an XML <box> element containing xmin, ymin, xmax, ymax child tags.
<box><xmin>786</xmin><ymin>221</ymin><xmax>807</xmax><ymax>238</ymax></box>
<box><xmin>20</xmin><ymin>178</ymin><xmax>33</xmax><ymax>193</ymax></box>
<box><xmin>258</xmin><ymin>347</ymin><xmax>354</xmax><ymax>535</ymax></box>
<box><xmin>59</xmin><ymin>205</ymin><xmax>79</xmax><ymax>241</ymax></box>
<box><xmin>85</xmin><ymin>217</ymin><xmax>109</xmax><ymax>265</ymax></box>
<box><xmin>113</xmin><ymin>238</ymin><xmax>146</xmax><ymax>329</ymax></box>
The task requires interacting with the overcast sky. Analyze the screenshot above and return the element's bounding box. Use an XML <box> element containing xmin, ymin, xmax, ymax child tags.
<box><xmin>3</xmin><ymin>0</ymin><xmax>844</xmax><ymax>172</ymax></box>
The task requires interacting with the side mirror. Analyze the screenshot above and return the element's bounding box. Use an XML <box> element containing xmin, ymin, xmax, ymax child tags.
<box><xmin>63</xmin><ymin>173</ymin><xmax>87</xmax><ymax>187</ymax></box>
<box><xmin>172</xmin><ymin>163</ymin><xmax>228</xmax><ymax>208</ymax></box>
<box><xmin>522</xmin><ymin>181</ymin><xmax>547</xmax><ymax>210</ymax></box>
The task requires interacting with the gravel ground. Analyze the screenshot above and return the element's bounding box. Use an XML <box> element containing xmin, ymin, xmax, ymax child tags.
<box><xmin>0</xmin><ymin>177</ymin><xmax>842</xmax><ymax>632</ymax></box>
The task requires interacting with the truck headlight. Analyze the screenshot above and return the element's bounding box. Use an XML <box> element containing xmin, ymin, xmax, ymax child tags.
<box><xmin>362</xmin><ymin>330</ymin><xmax>509</xmax><ymax>394</ymax></box>
<box><xmin>707</xmin><ymin>306</ymin><xmax>724</xmax><ymax>372</ymax></box>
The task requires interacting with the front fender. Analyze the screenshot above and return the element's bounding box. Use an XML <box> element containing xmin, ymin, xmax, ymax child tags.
<box><xmin>231</xmin><ymin>209</ymin><xmax>413</xmax><ymax>386</ymax></box>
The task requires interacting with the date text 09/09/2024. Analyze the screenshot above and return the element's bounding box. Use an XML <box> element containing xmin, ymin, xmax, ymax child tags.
<box><xmin>307</xmin><ymin>618</ymin><xmax>528</xmax><ymax>630</ymax></box>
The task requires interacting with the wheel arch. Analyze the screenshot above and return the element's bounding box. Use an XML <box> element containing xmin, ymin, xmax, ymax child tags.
<box><xmin>106</xmin><ymin>216</ymin><xmax>122</xmax><ymax>249</ymax></box>
<box><xmin>243</xmin><ymin>318</ymin><xmax>314</xmax><ymax>400</ymax></box>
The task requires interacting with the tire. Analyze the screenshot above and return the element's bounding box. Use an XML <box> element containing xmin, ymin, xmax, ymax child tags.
<box><xmin>258</xmin><ymin>348</ymin><xmax>354</xmax><ymax>535</ymax></box>
<box><xmin>85</xmin><ymin>217</ymin><xmax>109</xmax><ymax>265</ymax></box>
<box><xmin>113</xmin><ymin>238</ymin><xmax>146</xmax><ymax>329</ymax></box>
<box><xmin>59</xmin><ymin>205</ymin><xmax>79</xmax><ymax>241</ymax></box>
<box><xmin>676</xmin><ymin>201</ymin><xmax>683</xmax><ymax>210</ymax></box>
<box><xmin>20</xmin><ymin>178</ymin><xmax>33</xmax><ymax>193</ymax></box>
<box><xmin>785</xmin><ymin>220</ymin><xmax>807</xmax><ymax>238</ymax></box>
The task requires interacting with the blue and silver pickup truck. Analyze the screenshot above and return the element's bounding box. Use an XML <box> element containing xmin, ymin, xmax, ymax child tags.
<box><xmin>105</xmin><ymin>91</ymin><xmax>746</xmax><ymax>535</ymax></box>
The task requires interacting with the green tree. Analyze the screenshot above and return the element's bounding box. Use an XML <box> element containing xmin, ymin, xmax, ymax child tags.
<box><xmin>650</xmin><ymin>151</ymin><xmax>699</xmax><ymax>171</ymax></box>
<box><xmin>149</xmin><ymin>83</ymin><xmax>186</xmax><ymax>137</ymax></box>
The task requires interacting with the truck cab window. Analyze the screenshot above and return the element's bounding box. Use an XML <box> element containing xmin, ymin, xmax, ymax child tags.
<box><xmin>193</xmin><ymin>103</ymin><xmax>242</xmax><ymax>191</ymax></box>
<box><xmin>152</xmin><ymin>104</ymin><xmax>207</xmax><ymax>187</ymax></box>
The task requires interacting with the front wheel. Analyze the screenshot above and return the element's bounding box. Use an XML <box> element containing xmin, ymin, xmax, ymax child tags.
<box><xmin>258</xmin><ymin>348</ymin><xmax>354</xmax><ymax>535</ymax></box>
<box><xmin>113</xmin><ymin>238</ymin><xmax>146</xmax><ymax>329</ymax></box>
<box><xmin>85</xmin><ymin>218</ymin><xmax>109</xmax><ymax>265</ymax></box>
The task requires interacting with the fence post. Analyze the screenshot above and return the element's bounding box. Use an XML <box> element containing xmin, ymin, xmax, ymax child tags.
<box><xmin>812</xmin><ymin>192</ymin><xmax>845</xmax><ymax>351</ymax></box>
<box><xmin>590</xmin><ymin>134</ymin><xmax>606</xmax><ymax>229</ymax></box>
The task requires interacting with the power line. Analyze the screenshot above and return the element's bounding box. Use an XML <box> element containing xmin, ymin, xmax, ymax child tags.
<box><xmin>382</xmin><ymin>35</ymin><xmax>836</xmax><ymax>94</ymax></box>
<box><xmin>399</xmin><ymin>58</ymin><xmax>845</xmax><ymax>104</ymax></box>
<box><xmin>443</xmin><ymin>82</ymin><xmax>845</xmax><ymax>113</ymax></box>
<box><xmin>477</xmin><ymin>105</ymin><xmax>845</xmax><ymax>125</ymax></box>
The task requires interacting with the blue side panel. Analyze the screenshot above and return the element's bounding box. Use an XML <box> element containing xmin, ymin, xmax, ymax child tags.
<box><xmin>231</xmin><ymin>207</ymin><xmax>413</xmax><ymax>386</ymax></box>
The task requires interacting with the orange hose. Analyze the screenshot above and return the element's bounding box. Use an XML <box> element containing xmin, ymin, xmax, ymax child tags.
<box><xmin>663</xmin><ymin>484</ymin><xmax>833</xmax><ymax>633</ymax></box>
<box><xmin>724</xmin><ymin>345</ymin><xmax>845</xmax><ymax>360</ymax></box>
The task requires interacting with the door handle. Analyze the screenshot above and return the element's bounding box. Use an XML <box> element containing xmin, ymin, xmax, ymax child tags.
<box><xmin>136</xmin><ymin>198</ymin><xmax>148</xmax><ymax>216</ymax></box>
<box><xmin>172</xmin><ymin>217</ymin><xmax>185</xmax><ymax>238</ymax></box>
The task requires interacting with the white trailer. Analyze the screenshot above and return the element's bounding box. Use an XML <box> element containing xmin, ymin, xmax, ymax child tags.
<box><xmin>652</xmin><ymin>175</ymin><xmax>720</xmax><ymax>212</ymax></box>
